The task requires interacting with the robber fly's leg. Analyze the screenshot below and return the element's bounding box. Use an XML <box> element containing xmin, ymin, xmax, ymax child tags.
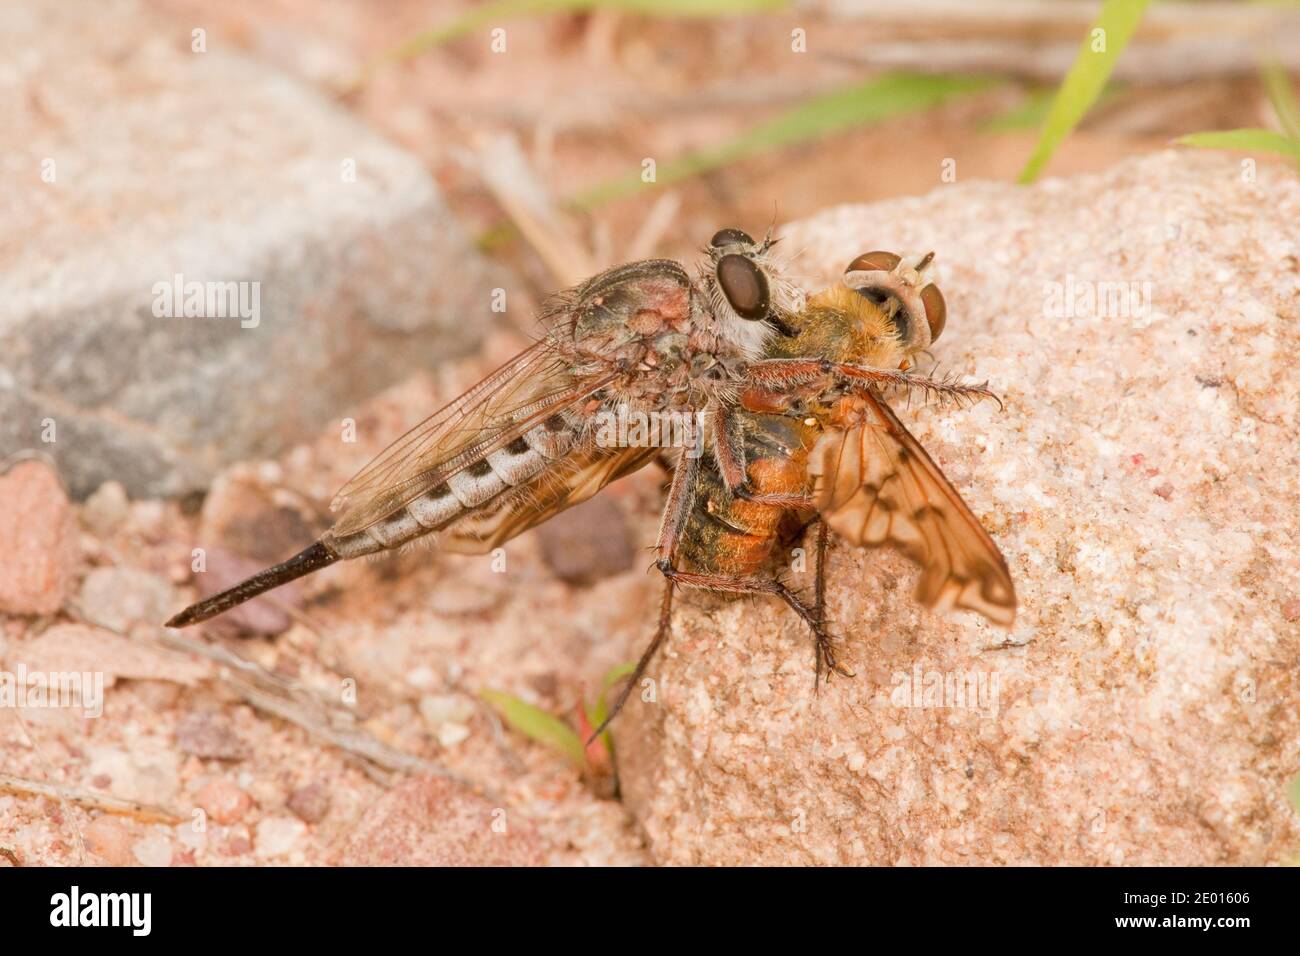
<box><xmin>657</xmin><ymin>566</ymin><xmax>852</xmax><ymax>682</ymax></box>
<box><xmin>770</xmin><ymin>571</ymin><xmax>853</xmax><ymax>684</ymax></box>
<box><xmin>745</xmin><ymin>359</ymin><xmax>999</xmax><ymax>407</ymax></box>
<box><xmin>808</xmin><ymin>520</ymin><xmax>851</xmax><ymax>684</ymax></box>
<box><xmin>813</xmin><ymin>520</ymin><xmax>829</xmax><ymax>623</ymax></box>
<box><xmin>708</xmin><ymin>403</ymin><xmax>750</xmax><ymax>495</ymax></box>
<box><xmin>709</xmin><ymin>402</ymin><xmax>815</xmax><ymax>508</ymax></box>
<box><xmin>654</xmin><ymin>445</ymin><xmax>700</xmax><ymax>566</ymax></box>
<box><xmin>591</xmin><ymin>447</ymin><xmax>701</xmax><ymax>741</ymax></box>
<box><xmin>590</xmin><ymin>578</ymin><xmax>674</xmax><ymax>742</ymax></box>
<box><xmin>827</xmin><ymin>363</ymin><xmax>999</xmax><ymax>406</ymax></box>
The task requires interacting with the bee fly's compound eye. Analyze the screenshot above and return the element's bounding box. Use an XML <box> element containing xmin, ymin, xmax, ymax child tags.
<box><xmin>716</xmin><ymin>253</ymin><xmax>770</xmax><ymax>320</ymax></box>
<box><xmin>920</xmin><ymin>282</ymin><xmax>946</xmax><ymax>343</ymax></box>
<box><xmin>846</xmin><ymin>251</ymin><xmax>902</xmax><ymax>274</ymax></box>
<box><xmin>710</xmin><ymin>228</ymin><xmax>755</xmax><ymax>249</ymax></box>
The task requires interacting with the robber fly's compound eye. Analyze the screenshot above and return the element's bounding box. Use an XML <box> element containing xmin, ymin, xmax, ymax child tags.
<box><xmin>920</xmin><ymin>282</ymin><xmax>946</xmax><ymax>343</ymax></box>
<box><xmin>845</xmin><ymin>251</ymin><xmax>902</xmax><ymax>274</ymax></box>
<box><xmin>710</xmin><ymin>227</ymin><xmax>755</xmax><ymax>249</ymax></box>
<box><xmin>717</xmin><ymin>253</ymin><xmax>770</xmax><ymax>320</ymax></box>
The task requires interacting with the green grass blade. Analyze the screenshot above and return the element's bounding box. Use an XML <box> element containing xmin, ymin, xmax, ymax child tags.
<box><xmin>1261</xmin><ymin>60</ymin><xmax>1300</xmax><ymax>141</ymax></box>
<box><xmin>601</xmin><ymin>660</ymin><xmax>638</xmax><ymax>690</ymax></box>
<box><xmin>572</xmin><ymin>73</ymin><xmax>993</xmax><ymax>209</ymax></box>
<box><xmin>1176</xmin><ymin>128</ymin><xmax>1300</xmax><ymax>160</ymax></box>
<box><xmin>1017</xmin><ymin>0</ymin><xmax>1151</xmax><ymax>184</ymax></box>
<box><xmin>480</xmin><ymin>688</ymin><xmax>585</xmax><ymax>765</ymax></box>
<box><xmin>378</xmin><ymin>0</ymin><xmax>787</xmax><ymax>68</ymax></box>
<box><xmin>582</xmin><ymin>660</ymin><xmax>638</xmax><ymax>753</ymax></box>
<box><xmin>982</xmin><ymin>86</ymin><xmax>1122</xmax><ymax>133</ymax></box>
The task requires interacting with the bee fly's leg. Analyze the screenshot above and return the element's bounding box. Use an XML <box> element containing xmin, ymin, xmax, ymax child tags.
<box><xmin>590</xmin><ymin>577</ymin><xmax>674</xmax><ymax>743</ymax></box>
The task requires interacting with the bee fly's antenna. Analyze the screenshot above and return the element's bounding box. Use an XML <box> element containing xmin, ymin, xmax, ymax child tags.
<box><xmin>916</xmin><ymin>251</ymin><xmax>936</xmax><ymax>272</ymax></box>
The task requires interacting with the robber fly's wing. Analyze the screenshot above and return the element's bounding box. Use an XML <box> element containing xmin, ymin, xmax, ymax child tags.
<box><xmin>439</xmin><ymin>444</ymin><xmax>659</xmax><ymax>554</ymax></box>
<box><xmin>808</xmin><ymin>390</ymin><xmax>1016</xmax><ymax>626</ymax></box>
<box><xmin>330</xmin><ymin>337</ymin><xmax>612</xmax><ymax>537</ymax></box>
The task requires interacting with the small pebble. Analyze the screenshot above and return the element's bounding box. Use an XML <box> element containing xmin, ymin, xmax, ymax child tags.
<box><xmin>0</xmin><ymin>461</ymin><xmax>76</xmax><ymax>615</ymax></box>
<box><xmin>82</xmin><ymin>480</ymin><xmax>130</xmax><ymax>537</ymax></box>
<box><xmin>419</xmin><ymin>693</ymin><xmax>474</xmax><ymax>729</ymax></box>
<box><xmin>195</xmin><ymin>779</ymin><xmax>253</xmax><ymax>825</ymax></box>
<box><xmin>83</xmin><ymin>816</ymin><xmax>138</xmax><ymax>867</ymax></box>
<box><xmin>286</xmin><ymin>783</ymin><xmax>331</xmax><ymax>824</ymax></box>
<box><xmin>255</xmin><ymin>817</ymin><xmax>307</xmax><ymax>859</ymax></box>
<box><xmin>536</xmin><ymin>496</ymin><xmax>635</xmax><ymax>586</ymax></box>
<box><xmin>79</xmin><ymin>567</ymin><xmax>174</xmax><ymax>632</ymax></box>
<box><xmin>176</xmin><ymin>711</ymin><xmax>248</xmax><ymax>760</ymax></box>
<box><xmin>131</xmin><ymin>831</ymin><xmax>174</xmax><ymax>867</ymax></box>
<box><xmin>437</xmin><ymin>722</ymin><xmax>471</xmax><ymax>748</ymax></box>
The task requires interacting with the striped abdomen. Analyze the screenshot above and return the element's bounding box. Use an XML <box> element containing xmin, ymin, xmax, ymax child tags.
<box><xmin>324</xmin><ymin>416</ymin><xmax>579</xmax><ymax>559</ymax></box>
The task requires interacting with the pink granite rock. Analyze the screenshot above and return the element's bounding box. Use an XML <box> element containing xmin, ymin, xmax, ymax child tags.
<box><xmin>0</xmin><ymin>460</ymin><xmax>77</xmax><ymax>615</ymax></box>
<box><xmin>614</xmin><ymin>151</ymin><xmax>1300</xmax><ymax>865</ymax></box>
<box><xmin>332</xmin><ymin>777</ymin><xmax>545</xmax><ymax>866</ymax></box>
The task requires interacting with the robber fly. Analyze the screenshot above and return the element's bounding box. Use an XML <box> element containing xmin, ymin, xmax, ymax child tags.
<box><xmin>597</xmin><ymin>250</ymin><xmax>1017</xmax><ymax>731</ymax></box>
<box><xmin>165</xmin><ymin>228</ymin><xmax>804</xmax><ymax>629</ymax></box>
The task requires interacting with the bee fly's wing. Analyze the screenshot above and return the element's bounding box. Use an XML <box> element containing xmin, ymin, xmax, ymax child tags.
<box><xmin>808</xmin><ymin>390</ymin><xmax>1016</xmax><ymax>626</ymax></box>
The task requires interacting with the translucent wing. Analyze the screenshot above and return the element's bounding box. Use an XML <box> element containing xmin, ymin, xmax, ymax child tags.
<box><xmin>330</xmin><ymin>335</ymin><xmax>610</xmax><ymax>537</ymax></box>
<box><xmin>330</xmin><ymin>256</ymin><xmax>694</xmax><ymax>540</ymax></box>
<box><xmin>440</xmin><ymin>444</ymin><xmax>659</xmax><ymax>554</ymax></box>
<box><xmin>808</xmin><ymin>390</ymin><xmax>1016</xmax><ymax>626</ymax></box>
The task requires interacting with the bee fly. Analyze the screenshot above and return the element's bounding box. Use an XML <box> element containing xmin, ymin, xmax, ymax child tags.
<box><xmin>598</xmin><ymin>250</ymin><xmax>1016</xmax><ymax>732</ymax></box>
<box><xmin>165</xmin><ymin>229</ymin><xmax>802</xmax><ymax>629</ymax></box>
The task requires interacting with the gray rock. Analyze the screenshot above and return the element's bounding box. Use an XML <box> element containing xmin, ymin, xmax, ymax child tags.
<box><xmin>0</xmin><ymin>0</ymin><xmax>496</xmax><ymax>498</ymax></box>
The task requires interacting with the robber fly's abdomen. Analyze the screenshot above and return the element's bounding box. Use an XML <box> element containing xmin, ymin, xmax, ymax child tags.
<box><xmin>324</xmin><ymin>415</ymin><xmax>581</xmax><ymax>559</ymax></box>
<box><xmin>677</xmin><ymin>414</ymin><xmax>818</xmax><ymax>578</ymax></box>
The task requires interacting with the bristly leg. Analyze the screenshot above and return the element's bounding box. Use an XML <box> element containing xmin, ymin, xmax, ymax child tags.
<box><xmin>812</xmin><ymin>520</ymin><xmax>830</xmax><ymax>687</ymax></box>
<box><xmin>590</xmin><ymin>577</ymin><xmax>674</xmax><ymax>742</ymax></box>
<box><xmin>809</xmin><ymin>519</ymin><xmax>855</xmax><ymax>683</ymax></box>
<box><xmin>654</xmin><ymin>563</ymin><xmax>853</xmax><ymax>688</ymax></box>
<box><xmin>593</xmin><ymin>549</ymin><xmax>855</xmax><ymax>738</ymax></box>
<box><xmin>745</xmin><ymin>358</ymin><xmax>1001</xmax><ymax>410</ymax></box>
<box><xmin>588</xmin><ymin>446</ymin><xmax>699</xmax><ymax>742</ymax></box>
